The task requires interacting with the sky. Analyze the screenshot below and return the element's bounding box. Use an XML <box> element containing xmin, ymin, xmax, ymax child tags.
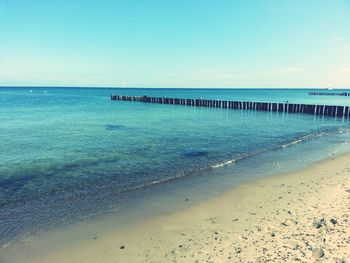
<box><xmin>0</xmin><ymin>0</ymin><xmax>350</xmax><ymax>88</ymax></box>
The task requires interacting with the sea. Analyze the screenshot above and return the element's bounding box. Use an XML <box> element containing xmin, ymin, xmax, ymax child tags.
<box><xmin>1</xmin><ymin>87</ymin><xmax>350</xmax><ymax>251</ymax></box>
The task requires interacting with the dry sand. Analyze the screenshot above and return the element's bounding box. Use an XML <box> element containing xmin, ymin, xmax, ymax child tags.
<box><xmin>2</xmin><ymin>153</ymin><xmax>350</xmax><ymax>262</ymax></box>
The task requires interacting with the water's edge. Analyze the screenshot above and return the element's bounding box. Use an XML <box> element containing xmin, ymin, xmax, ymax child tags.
<box><xmin>2</xmin><ymin>127</ymin><xmax>350</xmax><ymax>252</ymax></box>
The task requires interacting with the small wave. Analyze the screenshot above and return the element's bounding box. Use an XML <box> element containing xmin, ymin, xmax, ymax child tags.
<box><xmin>209</xmin><ymin>127</ymin><xmax>350</xmax><ymax>170</ymax></box>
<box><xmin>281</xmin><ymin>139</ymin><xmax>303</xmax><ymax>148</ymax></box>
<box><xmin>119</xmin><ymin>127</ymin><xmax>350</xmax><ymax>194</ymax></box>
<box><xmin>280</xmin><ymin>131</ymin><xmax>331</xmax><ymax>148</ymax></box>
<box><xmin>114</xmin><ymin>172</ymin><xmax>191</xmax><ymax>196</ymax></box>
<box><xmin>211</xmin><ymin>159</ymin><xmax>236</xmax><ymax>168</ymax></box>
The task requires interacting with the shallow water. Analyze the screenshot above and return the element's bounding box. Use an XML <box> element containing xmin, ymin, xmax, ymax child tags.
<box><xmin>1</xmin><ymin>87</ymin><xmax>350</xmax><ymax>247</ymax></box>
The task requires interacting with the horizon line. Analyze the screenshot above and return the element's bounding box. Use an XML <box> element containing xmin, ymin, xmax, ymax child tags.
<box><xmin>1</xmin><ymin>85</ymin><xmax>350</xmax><ymax>90</ymax></box>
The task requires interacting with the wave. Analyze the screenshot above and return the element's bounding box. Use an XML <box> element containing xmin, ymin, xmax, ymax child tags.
<box><xmin>210</xmin><ymin>127</ymin><xmax>350</xmax><ymax>169</ymax></box>
<box><xmin>2</xmin><ymin>126</ymin><xmax>350</xmax><ymax>248</ymax></box>
<box><xmin>211</xmin><ymin>159</ymin><xmax>236</xmax><ymax>168</ymax></box>
<box><xmin>119</xmin><ymin>127</ymin><xmax>350</xmax><ymax>195</ymax></box>
<box><xmin>3</xmin><ymin>127</ymin><xmax>349</xmax><ymax>209</ymax></box>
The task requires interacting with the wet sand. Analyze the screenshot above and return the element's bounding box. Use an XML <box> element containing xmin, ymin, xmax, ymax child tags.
<box><xmin>2</xmin><ymin>153</ymin><xmax>350</xmax><ymax>262</ymax></box>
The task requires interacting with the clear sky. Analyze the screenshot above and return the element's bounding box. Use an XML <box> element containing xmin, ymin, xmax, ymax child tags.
<box><xmin>0</xmin><ymin>0</ymin><xmax>350</xmax><ymax>88</ymax></box>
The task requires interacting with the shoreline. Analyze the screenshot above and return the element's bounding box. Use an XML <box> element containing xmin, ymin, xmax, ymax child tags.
<box><xmin>2</xmin><ymin>152</ymin><xmax>350</xmax><ymax>262</ymax></box>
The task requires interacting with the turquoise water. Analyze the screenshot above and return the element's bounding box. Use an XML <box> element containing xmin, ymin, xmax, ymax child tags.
<box><xmin>1</xmin><ymin>87</ymin><xmax>350</xmax><ymax>246</ymax></box>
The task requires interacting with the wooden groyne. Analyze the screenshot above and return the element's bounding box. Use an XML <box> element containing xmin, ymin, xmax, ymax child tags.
<box><xmin>309</xmin><ymin>92</ymin><xmax>350</xmax><ymax>96</ymax></box>
<box><xmin>111</xmin><ymin>95</ymin><xmax>350</xmax><ymax>119</ymax></box>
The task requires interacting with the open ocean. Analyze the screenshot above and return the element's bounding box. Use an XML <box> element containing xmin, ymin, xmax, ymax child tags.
<box><xmin>1</xmin><ymin>87</ymin><xmax>350</xmax><ymax>247</ymax></box>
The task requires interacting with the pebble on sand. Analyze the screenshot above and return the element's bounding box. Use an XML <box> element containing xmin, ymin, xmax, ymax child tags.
<box><xmin>313</xmin><ymin>218</ymin><xmax>325</xmax><ymax>229</ymax></box>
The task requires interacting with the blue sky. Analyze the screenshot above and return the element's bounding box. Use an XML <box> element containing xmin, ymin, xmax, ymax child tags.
<box><xmin>0</xmin><ymin>0</ymin><xmax>349</xmax><ymax>88</ymax></box>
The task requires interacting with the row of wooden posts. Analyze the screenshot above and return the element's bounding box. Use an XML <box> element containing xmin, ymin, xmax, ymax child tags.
<box><xmin>111</xmin><ymin>94</ymin><xmax>350</xmax><ymax>119</ymax></box>
<box><xmin>309</xmin><ymin>92</ymin><xmax>349</xmax><ymax>96</ymax></box>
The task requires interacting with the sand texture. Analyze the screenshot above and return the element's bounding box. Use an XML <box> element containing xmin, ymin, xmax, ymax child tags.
<box><xmin>2</xmin><ymin>153</ymin><xmax>350</xmax><ymax>263</ymax></box>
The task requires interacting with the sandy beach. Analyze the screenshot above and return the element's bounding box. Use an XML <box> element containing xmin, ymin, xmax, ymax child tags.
<box><xmin>2</xmin><ymin>1</ymin><xmax>350</xmax><ymax>262</ymax></box>
<box><xmin>2</xmin><ymin>152</ymin><xmax>349</xmax><ymax>263</ymax></box>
